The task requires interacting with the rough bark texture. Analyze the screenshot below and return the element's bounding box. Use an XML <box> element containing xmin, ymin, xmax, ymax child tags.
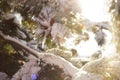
<box><xmin>110</xmin><ymin>0</ymin><xmax>120</xmax><ymax>54</ymax></box>
<box><xmin>0</xmin><ymin>30</ymin><xmax>79</xmax><ymax>80</ymax></box>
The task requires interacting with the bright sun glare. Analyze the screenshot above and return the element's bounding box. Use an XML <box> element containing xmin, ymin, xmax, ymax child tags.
<box><xmin>80</xmin><ymin>0</ymin><xmax>110</xmax><ymax>22</ymax></box>
<box><xmin>62</xmin><ymin>0</ymin><xmax>112</xmax><ymax>57</ymax></box>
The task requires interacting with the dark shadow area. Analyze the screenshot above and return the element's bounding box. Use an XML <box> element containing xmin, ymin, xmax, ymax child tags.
<box><xmin>38</xmin><ymin>64</ymin><xmax>71</xmax><ymax>80</ymax></box>
<box><xmin>0</xmin><ymin>52</ymin><xmax>24</xmax><ymax>77</ymax></box>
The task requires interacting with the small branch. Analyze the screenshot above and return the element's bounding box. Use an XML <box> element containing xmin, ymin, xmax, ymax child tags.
<box><xmin>0</xmin><ymin>31</ymin><xmax>40</xmax><ymax>58</ymax></box>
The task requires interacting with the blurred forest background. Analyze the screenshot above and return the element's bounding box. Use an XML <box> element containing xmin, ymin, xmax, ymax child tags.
<box><xmin>0</xmin><ymin>0</ymin><xmax>120</xmax><ymax>80</ymax></box>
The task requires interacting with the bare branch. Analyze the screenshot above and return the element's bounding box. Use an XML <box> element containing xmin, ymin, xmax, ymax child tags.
<box><xmin>0</xmin><ymin>31</ymin><xmax>40</xmax><ymax>58</ymax></box>
<box><xmin>0</xmin><ymin>31</ymin><xmax>79</xmax><ymax>77</ymax></box>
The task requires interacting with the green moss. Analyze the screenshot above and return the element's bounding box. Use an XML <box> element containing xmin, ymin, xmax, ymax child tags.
<box><xmin>3</xmin><ymin>44</ymin><xmax>16</xmax><ymax>54</ymax></box>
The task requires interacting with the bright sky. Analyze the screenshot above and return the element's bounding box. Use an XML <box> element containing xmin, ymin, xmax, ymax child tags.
<box><xmin>80</xmin><ymin>0</ymin><xmax>110</xmax><ymax>22</ymax></box>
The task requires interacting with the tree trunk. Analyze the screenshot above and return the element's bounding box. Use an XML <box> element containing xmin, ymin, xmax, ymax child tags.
<box><xmin>110</xmin><ymin>0</ymin><xmax>120</xmax><ymax>54</ymax></box>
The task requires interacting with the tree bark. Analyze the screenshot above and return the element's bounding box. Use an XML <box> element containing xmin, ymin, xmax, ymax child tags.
<box><xmin>0</xmin><ymin>31</ymin><xmax>79</xmax><ymax>79</ymax></box>
<box><xmin>110</xmin><ymin>0</ymin><xmax>120</xmax><ymax>54</ymax></box>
